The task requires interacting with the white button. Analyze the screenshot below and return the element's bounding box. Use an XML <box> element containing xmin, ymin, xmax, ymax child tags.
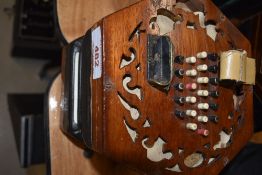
<box><xmin>197</xmin><ymin>103</ymin><xmax>209</xmax><ymax>109</ymax></box>
<box><xmin>186</xmin><ymin>69</ymin><xmax>197</xmax><ymax>77</ymax></box>
<box><xmin>197</xmin><ymin>77</ymin><xmax>209</xmax><ymax>84</ymax></box>
<box><xmin>185</xmin><ymin>56</ymin><xmax>196</xmax><ymax>63</ymax></box>
<box><xmin>186</xmin><ymin>123</ymin><xmax>198</xmax><ymax>131</ymax></box>
<box><xmin>185</xmin><ymin>96</ymin><xmax>197</xmax><ymax>103</ymax></box>
<box><xmin>186</xmin><ymin>110</ymin><xmax>197</xmax><ymax>117</ymax></box>
<box><xmin>197</xmin><ymin>64</ymin><xmax>208</xmax><ymax>71</ymax></box>
<box><xmin>197</xmin><ymin>116</ymin><xmax>208</xmax><ymax>123</ymax></box>
<box><xmin>197</xmin><ymin>90</ymin><xmax>209</xmax><ymax>96</ymax></box>
<box><xmin>197</xmin><ymin>51</ymin><xmax>207</xmax><ymax>59</ymax></box>
<box><xmin>186</xmin><ymin>83</ymin><xmax>197</xmax><ymax>90</ymax></box>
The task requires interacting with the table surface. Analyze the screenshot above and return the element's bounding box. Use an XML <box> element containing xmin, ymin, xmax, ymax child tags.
<box><xmin>48</xmin><ymin>75</ymin><xmax>143</xmax><ymax>175</ymax></box>
<box><xmin>56</xmin><ymin>0</ymin><xmax>139</xmax><ymax>43</ymax></box>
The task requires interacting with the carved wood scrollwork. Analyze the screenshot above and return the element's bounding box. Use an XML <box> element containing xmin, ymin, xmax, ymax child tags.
<box><xmin>113</xmin><ymin>1</ymin><xmax>251</xmax><ymax>173</ymax></box>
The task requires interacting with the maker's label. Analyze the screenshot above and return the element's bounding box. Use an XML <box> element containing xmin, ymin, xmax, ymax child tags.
<box><xmin>92</xmin><ymin>26</ymin><xmax>102</xmax><ymax>79</ymax></box>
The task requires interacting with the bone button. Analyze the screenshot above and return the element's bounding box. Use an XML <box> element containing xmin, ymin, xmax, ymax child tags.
<box><xmin>186</xmin><ymin>110</ymin><xmax>197</xmax><ymax>117</ymax></box>
<box><xmin>186</xmin><ymin>83</ymin><xmax>197</xmax><ymax>90</ymax></box>
<box><xmin>197</xmin><ymin>64</ymin><xmax>208</xmax><ymax>71</ymax></box>
<box><xmin>174</xmin><ymin>83</ymin><xmax>184</xmax><ymax>91</ymax></box>
<box><xmin>185</xmin><ymin>56</ymin><xmax>196</xmax><ymax>64</ymax></box>
<box><xmin>197</xmin><ymin>129</ymin><xmax>209</xmax><ymax>136</ymax></box>
<box><xmin>197</xmin><ymin>116</ymin><xmax>208</xmax><ymax>123</ymax></box>
<box><xmin>197</xmin><ymin>51</ymin><xmax>207</xmax><ymax>59</ymax></box>
<box><xmin>186</xmin><ymin>69</ymin><xmax>197</xmax><ymax>77</ymax></box>
<box><xmin>197</xmin><ymin>77</ymin><xmax>209</xmax><ymax>84</ymax></box>
<box><xmin>197</xmin><ymin>103</ymin><xmax>209</xmax><ymax>110</ymax></box>
<box><xmin>186</xmin><ymin>123</ymin><xmax>198</xmax><ymax>131</ymax></box>
<box><xmin>197</xmin><ymin>90</ymin><xmax>209</xmax><ymax>97</ymax></box>
<box><xmin>185</xmin><ymin>96</ymin><xmax>197</xmax><ymax>103</ymax></box>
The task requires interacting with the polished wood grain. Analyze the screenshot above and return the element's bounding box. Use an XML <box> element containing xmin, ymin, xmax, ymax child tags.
<box><xmin>81</xmin><ymin>0</ymin><xmax>253</xmax><ymax>174</ymax></box>
<box><xmin>250</xmin><ymin>131</ymin><xmax>262</xmax><ymax>144</ymax></box>
<box><xmin>50</xmin><ymin>0</ymin><xmax>254</xmax><ymax>175</ymax></box>
<box><xmin>57</xmin><ymin>0</ymin><xmax>140</xmax><ymax>42</ymax></box>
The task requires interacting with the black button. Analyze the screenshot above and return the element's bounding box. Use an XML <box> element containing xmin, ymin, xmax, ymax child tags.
<box><xmin>175</xmin><ymin>110</ymin><xmax>185</xmax><ymax>119</ymax></box>
<box><xmin>209</xmin><ymin>78</ymin><xmax>219</xmax><ymax>85</ymax></box>
<box><xmin>208</xmin><ymin>53</ymin><xmax>219</xmax><ymax>61</ymax></box>
<box><xmin>174</xmin><ymin>83</ymin><xmax>184</xmax><ymax>91</ymax></box>
<box><xmin>209</xmin><ymin>91</ymin><xmax>219</xmax><ymax>97</ymax></box>
<box><xmin>208</xmin><ymin>115</ymin><xmax>219</xmax><ymax>123</ymax></box>
<box><xmin>174</xmin><ymin>56</ymin><xmax>184</xmax><ymax>64</ymax></box>
<box><xmin>209</xmin><ymin>103</ymin><xmax>219</xmax><ymax>110</ymax></box>
<box><xmin>174</xmin><ymin>97</ymin><xmax>185</xmax><ymax>104</ymax></box>
<box><xmin>175</xmin><ymin>69</ymin><xmax>184</xmax><ymax>77</ymax></box>
<box><xmin>208</xmin><ymin>65</ymin><xmax>218</xmax><ymax>73</ymax></box>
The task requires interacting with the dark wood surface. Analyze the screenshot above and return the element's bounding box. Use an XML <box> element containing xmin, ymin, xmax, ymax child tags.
<box><xmin>49</xmin><ymin>0</ymin><xmax>254</xmax><ymax>175</ymax></box>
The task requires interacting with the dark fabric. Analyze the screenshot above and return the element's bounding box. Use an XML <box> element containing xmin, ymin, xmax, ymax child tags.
<box><xmin>220</xmin><ymin>143</ymin><xmax>262</xmax><ymax>175</ymax></box>
<box><xmin>213</xmin><ymin>0</ymin><xmax>262</xmax><ymax>18</ymax></box>
<box><xmin>253</xmin><ymin>94</ymin><xmax>262</xmax><ymax>132</ymax></box>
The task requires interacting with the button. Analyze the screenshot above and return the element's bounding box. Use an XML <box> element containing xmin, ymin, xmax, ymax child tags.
<box><xmin>185</xmin><ymin>56</ymin><xmax>196</xmax><ymax>63</ymax></box>
<box><xmin>174</xmin><ymin>55</ymin><xmax>184</xmax><ymax>64</ymax></box>
<box><xmin>186</xmin><ymin>123</ymin><xmax>197</xmax><ymax>131</ymax></box>
<box><xmin>197</xmin><ymin>90</ymin><xmax>209</xmax><ymax>97</ymax></box>
<box><xmin>185</xmin><ymin>69</ymin><xmax>197</xmax><ymax>77</ymax></box>
<box><xmin>208</xmin><ymin>115</ymin><xmax>219</xmax><ymax>123</ymax></box>
<box><xmin>186</xmin><ymin>83</ymin><xmax>197</xmax><ymax>90</ymax></box>
<box><xmin>197</xmin><ymin>64</ymin><xmax>208</xmax><ymax>71</ymax></box>
<box><xmin>197</xmin><ymin>51</ymin><xmax>207</xmax><ymax>59</ymax></box>
<box><xmin>174</xmin><ymin>83</ymin><xmax>184</xmax><ymax>91</ymax></box>
<box><xmin>208</xmin><ymin>53</ymin><xmax>219</xmax><ymax>61</ymax></box>
<box><xmin>197</xmin><ymin>77</ymin><xmax>209</xmax><ymax>84</ymax></box>
<box><xmin>209</xmin><ymin>103</ymin><xmax>219</xmax><ymax>110</ymax></box>
<box><xmin>175</xmin><ymin>110</ymin><xmax>185</xmax><ymax>119</ymax></box>
<box><xmin>185</xmin><ymin>96</ymin><xmax>197</xmax><ymax>103</ymax></box>
<box><xmin>175</xmin><ymin>97</ymin><xmax>185</xmax><ymax>104</ymax></box>
<box><xmin>197</xmin><ymin>129</ymin><xmax>209</xmax><ymax>136</ymax></box>
<box><xmin>197</xmin><ymin>116</ymin><xmax>208</xmax><ymax>123</ymax></box>
<box><xmin>209</xmin><ymin>78</ymin><xmax>219</xmax><ymax>85</ymax></box>
<box><xmin>209</xmin><ymin>91</ymin><xmax>219</xmax><ymax>97</ymax></box>
<box><xmin>208</xmin><ymin>65</ymin><xmax>218</xmax><ymax>73</ymax></box>
<box><xmin>197</xmin><ymin>103</ymin><xmax>209</xmax><ymax>110</ymax></box>
<box><xmin>186</xmin><ymin>110</ymin><xmax>197</xmax><ymax>117</ymax></box>
<box><xmin>175</xmin><ymin>69</ymin><xmax>184</xmax><ymax>77</ymax></box>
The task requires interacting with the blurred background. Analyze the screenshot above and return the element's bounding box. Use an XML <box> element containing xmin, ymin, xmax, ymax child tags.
<box><xmin>0</xmin><ymin>0</ymin><xmax>261</xmax><ymax>175</ymax></box>
<box><xmin>0</xmin><ymin>0</ymin><xmax>61</xmax><ymax>174</ymax></box>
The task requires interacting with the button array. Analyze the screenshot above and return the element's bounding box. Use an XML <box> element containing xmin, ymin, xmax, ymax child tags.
<box><xmin>174</xmin><ymin>51</ymin><xmax>220</xmax><ymax>136</ymax></box>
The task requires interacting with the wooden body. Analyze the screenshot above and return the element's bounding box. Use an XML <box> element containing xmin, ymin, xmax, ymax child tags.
<box><xmin>49</xmin><ymin>0</ymin><xmax>254</xmax><ymax>175</ymax></box>
<box><xmin>74</xmin><ymin>0</ymin><xmax>253</xmax><ymax>174</ymax></box>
